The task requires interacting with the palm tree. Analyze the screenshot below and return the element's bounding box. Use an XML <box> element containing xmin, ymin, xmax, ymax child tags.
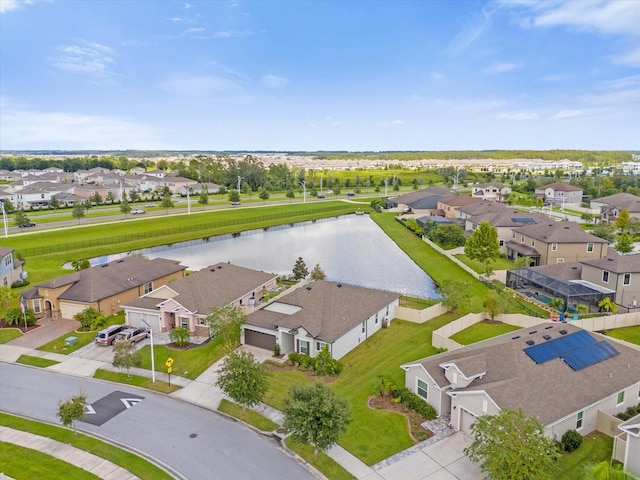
<box><xmin>598</xmin><ymin>297</ymin><xmax>619</xmax><ymax>315</ymax></box>
<box><xmin>586</xmin><ymin>461</ymin><xmax>635</xmax><ymax>480</ymax></box>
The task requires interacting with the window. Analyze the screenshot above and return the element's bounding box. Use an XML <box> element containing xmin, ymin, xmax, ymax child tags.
<box><xmin>179</xmin><ymin>316</ymin><xmax>188</xmax><ymax>328</ymax></box>
<box><xmin>531</xmin><ymin>238</ymin><xmax>535</xmax><ymax>247</ymax></box>
<box><xmin>361</xmin><ymin>321</ymin><xmax>366</xmax><ymax>334</ymax></box>
<box><xmin>624</xmin><ymin>273</ymin><xmax>631</xmax><ymax>286</ymax></box>
<box><xmin>316</xmin><ymin>341</ymin><xmax>326</xmax><ymax>352</ymax></box>
<box><xmin>33</xmin><ymin>302</ymin><xmax>41</xmax><ymax>314</ymax></box>
<box><xmin>298</xmin><ymin>339</ymin><xmax>309</xmax><ymax>355</ymax></box>
<box><xmin>551</xmin><ymin>242</ymin><xmax>558</xmax><ymax>251</ymax></box>
<box><xmin>617</xmin><ymin>391</ymin><xmax>625</xmax><ymax>405</ymax></box>
<box><xmin>4</xmin><ymin>256</ymin><xmax>11</xmax><ymax>266</ymax></box>
<box><xmin>512</xmin><ymin>232</ymin><xmax>516</xmax><ymax>239</ymax></box>
<box><xmin>499</xmin><ymin>240</ymin><xmax>504</xmax><ymax>247</ymax></box>
<box><xmin>144</xmin><ymin>281</ymin><xmax>153</xmax><ymax>294</ymax></box>
<box><xmin>557</xmin><ymin>258</ymin><xmax>565</xmax><ymax>264</ymax></box>
<box><xmin>375</xmin><ymin>313</ymin><xmax>379</xmax><ymax>325</ymax></box>
<box><xmin>587</xmin><ymin>243</ymin><xmax>594</xmax><ymax>253</ymax></box>
<box><xmin>603</xmin><ymin>271</ymin><xmax>609</xmax><ymax>283</ymax></box>
<box><xmin>576</xmin><ymin>411</ymin><xmax>583</xmax><ymax>430</ymax></box>
<box><xmin>417</xmin><ymin>379</ymin><xmax>428</xmax><ymax>400</ymax></box>
<box><xmin>521</xmin><ymin>234</ymin><xmax>525</xmax><ymax>242</ymax></box>
<box><xmin>198</xmin><ymin>317</ymin><xmax>206</xmax><ymax>326</ymax></box>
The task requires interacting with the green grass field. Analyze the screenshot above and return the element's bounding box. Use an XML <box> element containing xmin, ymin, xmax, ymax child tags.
<box><xmin>0</xmin><ymin>328</ymin><xmax>22</xmax><ymax>344</ymax></box>
<box><xmin>554</xmin><ymin>433</ymin><xmax>613</xmax><ymax>480</ymax></box>
<box><xmin>16</xmin><ymin>354</ymin><xmax>60</xmax><ymax>368</ymax></box>
<box><xmin>93</xmin><ymin>369</ymin><xmax>180</xmax><ymax>393</ymax></box>
<box><xmin>217</xmin><ymin>399</ymin><xmax>279</xmax><ymax>432</ymax></box>
<box><xmin>450</xmin><ymin>321</ymin><xmax>521</xmax><ymax>345</ymax></box>
<box><xmin>605</xmin><ymin>325</ymin><xmax>640</xmax><ymax>345</ymax></box>
<box><xmin>38</xmin><ymin>312</ymin><xmax>125</xmax><ymax>354</ymax></box>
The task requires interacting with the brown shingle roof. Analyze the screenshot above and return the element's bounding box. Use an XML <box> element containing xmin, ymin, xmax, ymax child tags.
<box><xmin>511</xmin><ymin>221</ymin><xmax>607</xmax><ymax>244</ymax></box>
<box><xmin>51</xmin><ymin>257</ymin><xmax>185</xmax><ymax>303</ymax></box>
<box><xmin>581</xmin><ymin>252</ymin><xmax>640</xmax><ymax>274</ymax></box>
<box><xmin>245</xmin><ymin>280</ymin><xmax>400</xmax><ymax>343</ymax></box>
<box><xmin>592</xmin><ymin>193</ymin><xmax>640</xmax><ymax>213</ymax></box>
<box><xmin>539</xmin><ymin>182</ymin><xmax>583</xmax><ymax>192</ymax></box>
<box><xmin>405</xmin><ymin>323</ymin><xmax>640</xmax><ymax>426</ymax></box>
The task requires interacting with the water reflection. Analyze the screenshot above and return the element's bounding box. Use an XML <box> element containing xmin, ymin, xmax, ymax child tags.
<box><xmin>144</xmin><ymin>215</ymin><xmax>439</xmax><ymax>299</ymax></box>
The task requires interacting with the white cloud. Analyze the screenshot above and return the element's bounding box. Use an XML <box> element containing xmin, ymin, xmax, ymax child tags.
<box><xmin>160</xmin><ymin>74</ymin><xmax>242</xmax><ymax>97</ymax></box>
<box><xmin>378</xmin><ymin>119</ymin><xmax>405</xmax><ymax>128</ymax></box>
<box><xmin>448</xmin><ymin>7</ymin><xmax>494</xmax><ymax>53</ymax></box>
<box><xmin>0</xmin><ymin>0</ymin><xmax>19</xmax><ymax>13</ymax></box>
<box><xmin>598</xmin><ymin>74</ymin><xmax>640</xmax><ymax>91</ymax></box>
<box><xmin>485</xmin><ymin>62</ymin><xmax>520</xmax><ymax>74</ymax></box>
<box><xmin>0</xmin><ymin>102</ymin><xmax>164</xmax><ymax>149</ymax></box>
<box><xmin>497</xmin><ymin>111</ymin><xmax>539</xmax><ymax>121</ymax></box>
<box><xmin>550</xmin><ymin>109</ymin><xmax>584</xmax><ymax>120</ymax></box>
<box><xmin>49</xmin><ymin>41</ymin><xmax>116</xmax><ymax>77</ymax></box>
<box><xmin>261</xmin><ymin>74</ymin><xmax>288</xmax><ymax>88</ymax></box>
<box><xmin>168</xmin><ymin>16</ymin><xmax>184</xmax><ymax>22</ymax></box>
<box><xmin>612</xmin><ymin>46</ymin><xmax>640</xmax><ymax>67</ymax></box>
<box><xmin>185</xmin><ymin>27</ymin><xmax>206</xmax><ymax>33</ymax></box>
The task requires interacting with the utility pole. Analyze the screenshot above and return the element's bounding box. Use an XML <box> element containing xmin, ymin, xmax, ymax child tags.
<box><xmin>300</xmin><ymin>181</ymin><xmax>306</xmax><ymax>203</ymax></box>
<box><xmin>237</xmin><ymin>176</ymin><xmax>243</xmax><ymax>192</ymax></box>
<box><xmin>0</xmin><ymin>200</ymin><xmax>7</xmax><ymax>238</ymax></box>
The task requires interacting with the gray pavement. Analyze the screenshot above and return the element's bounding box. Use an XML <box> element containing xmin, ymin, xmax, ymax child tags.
<box><xmin>0</xmin><ymin>335</ymin><xmax>482</xmax><ymax>480</ymax></box>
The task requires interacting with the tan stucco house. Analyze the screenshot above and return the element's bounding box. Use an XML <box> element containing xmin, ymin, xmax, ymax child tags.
<box><xmin>591</xmin><ymin>193</ymin><xmax>640</xmax><ymax>223</ymax></box>
<box><xmin>402</xmin><ymin>323</ymin><xmax>640</xmax><ymax>441</ymax></box>
<box><xmin>21</xmin><ymin>257</ymin><xmax>185</xmax><ymax>319</ymax></box>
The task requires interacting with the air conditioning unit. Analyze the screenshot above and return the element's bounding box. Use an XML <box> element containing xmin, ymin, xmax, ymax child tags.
<box><xmin>21</xmin><ymin>271</ymin><xmax>28</xmax><ymax>279</ymax></box>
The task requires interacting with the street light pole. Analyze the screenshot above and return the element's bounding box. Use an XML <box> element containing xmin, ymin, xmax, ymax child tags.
<box><xmin>0</xmin><ymin>200</ymin><xmax>8</xmax><ymax>238</ymax></box>
<box><xmin>300</xmin><ymin>181</ymin><xmax>306</xmax><ymax>203</ymax></box>
<box><xmin>140</xmin><ymin>318</ymin><xmax>155</xmax><ymax>382</ymax></box>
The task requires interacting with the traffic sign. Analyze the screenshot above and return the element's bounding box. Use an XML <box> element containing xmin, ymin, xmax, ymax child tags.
<box><xmin>165</xmin><ymin>357</ymin><xmax>174</xmax><ymax>368</ymax></box>
<box><xmin>167</xmin><ymin>366</ymin><xmax>173</xmax><ymax>374</ymax></box>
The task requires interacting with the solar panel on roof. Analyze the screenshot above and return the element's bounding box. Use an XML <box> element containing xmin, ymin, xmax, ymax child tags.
<box><xmin>563</xmin><ymin>341</ymin><xmax>619</xmax><ymax>371</ymax></box>
<box><xmin>524</xmin><ymin>330</ymin><xmax>597</xmax><ymax>365</ymax></box>
<box><xmin>512</xmin><ymin>217</ymin><xmax>535</xmax><ymax>223</ymax></box>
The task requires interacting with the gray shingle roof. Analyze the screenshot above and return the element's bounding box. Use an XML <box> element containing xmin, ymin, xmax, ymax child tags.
<box><xmin>581</xmin><ymin>252</ymin><xmax>640</xmax><ymax>274</ymax></box>
<box><xmin>404</xmin><ymin>323</ymin><xmax>640</xmax><ymax>426</ymax></box>
<box><xmin>471</xmin><ymin>210</ymin><xmax>549</xmax><ymax>228</ymax></box>
<box><xmin>538</xmin><ymin>182</ymin><xmax>583</xmax><ymax>192</ymax></box>
<box><xmin>592</xmin><ymin>193</ymin><xmax>640</xmax><ymax>213</ymax></box>
<box><xmin>511</xmin><ymin>221</ymin><xmax>607</xmax><ymax>244</ymax></box>
<box><xmin>45</xmin><ymin>257</ymin><xmax>185</xmax><ymax>303</ymax></box>
<box><xmin>245</xmin><ymin>280</ymin><xmax>400</xmax><ymax>343</ymax></box>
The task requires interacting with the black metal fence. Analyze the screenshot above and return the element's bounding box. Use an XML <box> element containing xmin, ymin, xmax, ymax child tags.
<box><xmin>20</xmin><ymin>205</ymin><xmax>360</xmax><ymax>257</ymax></box>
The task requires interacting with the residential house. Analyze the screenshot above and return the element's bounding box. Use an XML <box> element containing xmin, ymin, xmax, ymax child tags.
<box><xmin>11</xmin><ymin>182</ymin><xmax>74</xmax><ymax>209</ymax></box>
<box><xmin>242</xmin><ymin>280</ymin><xmax>400</xmax><ymax>359</ymax></box>
<box><xmin>21</xmin><ymin>257</ymin><xmax>185</xmax><ymax>320</ymax></box>
<box><xmin>590</xmin><ymin>193</ymin><xmax>640</xmax><ymax>223</ymax></box>
<box><xmin>454</xmin><ymin>200</ymin><xmax>508</xmax><ymax>221</ymax></box>
<box><xmin>177</xmin><ymin>183</ymin><xmax>222</xmax><ymax>196</ymax></box>
<box><xmin>506</xmin><ymin>221</ymin><xmax>608</xmax><ymax>266</ymax></box>
<box><xmin>471</xmin><ymin>182</ymin><xmax>511</xmax><ymax>202</ymax></box>
<box><xmin>123</xmin><ymin>262</ymin><xmax>278</xmax><ymax>335</ymax></box>
<box><xmin>614</xmin><ymin>414</ymin><xmax>640</xmax><ymax>478</ymax></box>
<box><xmin>437</xmin><ymin>195</ymin><xmax>484</xmax><ymax>219</ymax></box>
<box><xmin>384</xmin><ymin>187</ymin><xmax>452</xmax><ymax>213</ymax></box>
<box><xmin>130</xmin><ymin>166</ymin><xmax>146</xmax><ymax>175</ymax></box>
<box><xmin>535</xmin><ymin>182</ymin><xmax>583</xmax><ymax>207</ymax></box>
<box><xmin>581</xmin><ymin>253</ymin><xmax>640</xmax><ymax>309</ymax></box>
<box><xmin>401</xmin><ymin>323</ymin><xmax>640</xmax><ymax>441</ymax></box>
<box><xmin>465</xmin><ymin>209</ymin><xmax>550</xmax><ymax>250</ymax></box>
<box><xmin>0</xmin><ymin>247</ymin><xmax>24</xmax><ymax>287</ymax></box>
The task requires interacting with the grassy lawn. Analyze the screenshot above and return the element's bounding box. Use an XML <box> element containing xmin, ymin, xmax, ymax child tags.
<box><xmin>217</xmin><ymin>399</ymin><xmax>279</xmax><ymax>432</ymax></box>
<box><xmin>554</xmin><ymin>433</ymin><xmax>613</xmax><ymax>480</ymax></box>
<box><xmin>263</xmin><ymin>317</ymin><xmax>455</xmax><ymax>466</ymax></box>
<box><xmin>16</xmin><ymin>354</ymin><xmax>60</xmax><ymax>368</ymax></box>
<box><xmin>0</xmin><ymin>442</ymin><xmax>101</xmax><ymax>480</ymax></box>
<box><xmin>0</xmin><ymin>328</ymin><xmax>22</xmax><ymax>344</ymax></box>
<box><xmin>400</xmin><ymin>296</ymin><xmax>439</xmax><ymax>309</ymax></box>
<box><xmin>605</xmin><ymin>325</ymin><xmax>640</xmax><ymax>346</ymax></box>
<box><xmin>137</xmin><ymin>336</ymin><xmax>228</xmax><ymax>380</ymax></box>
<box><xmin>37</xmin><ymin>312</ymin><xmax>125</xmax><ymax>354</ymax></box>
<box><xmin>0</xmin><ymin>412</ymin><xmax>174</xmax><ymax>480</ymax></box>
<box><xmin>454</xmin><ymin>253</ymin><xmax>515</xmax><ymax>273</ymax></box>
<box><xmin>450</xmin><ymin>321</ymin><xmax>521</xmax><ymax>345</ymax></box>
<box><xmin>93</xmin><ymin>369</ymin><xmax>181</xmax><ymax>394</ymax></box>
<box><xmin>285</xmin><ymin>437</ymin><xmax>356</xmax><ymax>480</ymax></box>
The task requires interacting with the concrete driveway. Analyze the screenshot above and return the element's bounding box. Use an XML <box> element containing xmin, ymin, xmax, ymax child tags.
<box><xmin>6</xmin><ymin>317</ymin><xmax>78</xmax><ymax>349</ymax></box>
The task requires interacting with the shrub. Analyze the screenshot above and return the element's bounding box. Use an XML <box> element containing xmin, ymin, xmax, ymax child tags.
<box><xmin>391</xmin><ymin>387</ymin><xmax>437</xmax><ymax>420</ymax></box>
<box><xmin>5</xmin><ymin>306</ymin><xmax>37</xmax><ymax>326</ymax></box>
<box><xmin>169</xmin><ymin>326</ymin><xmax>190</xmax><ymax>347</ymax></box>
<box><xmin>313</xmin><ymin>346</ymin><xmax>343</xmax><ymax>376</ymax></box>
<box><xmin>10</xmin><ymin>279</ymin><xmax>30</xmax><ymax>289</ymax></box>
<box><xmin>273</xmin><ymin>342</ymin><xmax>281</xmax><ymax>357</ymax></box>
<box><xmin>616</xmin><ymin>403</ymin><xmax>640</xmax><ymax>421</ymax></box>
<box><xmin>288</xmin><ymin>352</ymin><xmax>301</xmax><ymax>365</ymax></box>
<box><xmin>561</xmin><ymin>429</ymin><xmax>583</xmax><ymax>452</ymax></box>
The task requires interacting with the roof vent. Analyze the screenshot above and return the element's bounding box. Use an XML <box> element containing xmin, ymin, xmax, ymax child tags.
<box><xmin>608</xmin><ymin>258</ymin><xmax>614</xmax><ymax>261</ymax></box>
<box><xmin>609</xmin><ymin>372</ymin><xmax>613</xmax><ymax>378</ymax></box>
<box><xmin>559</xmin><ymin>329</ymin><xmax>567</xmax><ymax>335</ymax></box>
<box><xmin>529</xmin><ymin>330</ymin><xmax>538</xmax><ymax>335</ymax></box>
<box><xmin>116</xmin><ymin>259</ymin><xmax>124</xmax><ymax>263</ymax></box>
<box><xmin>306</xmin><ymin>286</ymin><xmax>312</xmax><ymax>290</ymax></box>
<box><xmin>511</xmin><ymin>335</ymin><xmax>521</xmax><ymax>340</ymax></box>
<box><xmin>526</xmin><ymin>340</ymin><xmax>535</xmax><ymax>346</ymax></box>
<box><xmin>543</xmin><ymin>334</ymin><xmax>552</xmax><ymax>341</ymax></box>
<box><xmin>210</xmin><ymin>268</ymin><xmax>215</xmax><ymax>272</ymax></box>
<box><xmin>217</xmin><ymin>265</ymin><xmax>222</xmax><ymax>269</ymax></box>
<box><xmin>545</xmin><ymin>325</ymin><xmax>553</xmax><ymax>330</ymax></box>
<box><xmin>101</xmin><ymin>264</ymin><xmax>108</xmax><ymax>267</ymax></box>
<box><xmin>337</xmin><ymin>283</ymin><xmax>342</xmax><ymax>288</ymax></box>
<box><xmin>571</xmin><ymin>266</ymin><xmax>578</xmax><ymax>270</ymax></box>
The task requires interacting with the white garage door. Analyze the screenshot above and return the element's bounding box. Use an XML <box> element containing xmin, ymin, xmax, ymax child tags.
<box><xmin>460</xmin><ymin>408</ymin><xmax>477</xmax><ymax>436</ymax></box>
<box><xmin>127</xmin><ymin>312</ymin><xmax>161</xmax><ymax>333</ymax></box>
<box><xmin>60</xmin><ymin>302</ymin><xmax>88</xmax><ymax>320</ymax></box>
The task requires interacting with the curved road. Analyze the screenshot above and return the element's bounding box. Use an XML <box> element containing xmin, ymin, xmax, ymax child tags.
<box><xmin>0</xmin><ymin>362</ymin><xmax>316</xmax><ymax>480</ymax></box>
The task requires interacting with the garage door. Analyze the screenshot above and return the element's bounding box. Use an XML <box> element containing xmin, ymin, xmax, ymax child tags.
<box><xmin>244</xmin><ymin>329</ymin><xmax>276</xmax><ymax>350</ymax></box>
<box><xmin>128</xmin><ymin>312</ymin><xmax>161</xmax><ymax>333</ymax></box>
<box><xmin>460</xmin><ymin>408</ymin><xmax>477</xmax><ymax>436</ymax></box>
<box><xmin>60</xmin><ymin>302</ymin><xmax>87</xmax><ymax>320</ymax></box>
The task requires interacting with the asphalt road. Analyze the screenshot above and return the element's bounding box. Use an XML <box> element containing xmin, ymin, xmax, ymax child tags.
<box><xmin>0</xmin><ymin>362</ymin><xmax>316</xmax><ymax>480</ymax></box>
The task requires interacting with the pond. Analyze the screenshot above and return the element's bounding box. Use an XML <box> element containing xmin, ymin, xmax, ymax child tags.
<box><xmin>110</xmin><ymin>214</ymin><xmax>439</xmax><ymax>299</ymax></box>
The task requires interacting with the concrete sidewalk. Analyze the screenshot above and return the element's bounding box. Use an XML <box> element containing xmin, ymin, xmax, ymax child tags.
<box><xmin>0</xmin><ymin>426</ymin><xmax>139</xmax><ymax>480</ymax></box>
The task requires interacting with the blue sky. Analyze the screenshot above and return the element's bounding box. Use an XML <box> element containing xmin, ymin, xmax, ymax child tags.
<box><xmin>1</xmin><ymin>0</ymin><xmax>638</xmax><ymax>151</ymax></box>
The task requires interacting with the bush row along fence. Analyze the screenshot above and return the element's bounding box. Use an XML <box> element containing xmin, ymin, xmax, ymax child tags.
<box><xmin>19</xmin><ymin>205</ymin><xmax>359</xmax><ymax>258</ymax></box>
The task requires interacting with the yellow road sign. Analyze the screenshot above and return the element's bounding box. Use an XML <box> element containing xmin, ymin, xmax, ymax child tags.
<box><xmin>167</xmin><ymin>366</ymin><xmax>173</xmax><ymax>374</ymax></box>
<box><xmin>165</xmin><ymin>357</ymin><xmax>174</xmax><ymax>368</ymax></box>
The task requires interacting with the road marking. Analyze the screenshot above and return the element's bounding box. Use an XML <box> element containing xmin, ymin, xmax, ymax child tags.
<box><xmin>120</xmin><ymin>398</ymin><xmax>143</xmax><ymax>409</ymax></box>
<box><xmin>85</xmin><ymin>405</ymin><xmax>96</xmax><ymax>415</ymax></box>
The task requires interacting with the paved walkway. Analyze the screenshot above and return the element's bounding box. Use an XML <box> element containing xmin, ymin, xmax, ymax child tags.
<box><xmin>0</xmin><ymin>426</ymin><xmax>139</xmax><ymax>480</ymax></box>
<box><xmin>0</xmin><ymin>338</ymin><xmax>481</xmax><ymax>480</ymax></box>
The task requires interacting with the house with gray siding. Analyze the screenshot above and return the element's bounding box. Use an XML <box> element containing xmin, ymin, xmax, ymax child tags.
<box><xmin>590</xmin><ymin>193</ymin><xmax>640</xmax><ymax>223</ymax></box>
<box><xmin>581</xmin><ymin>253</ymin><xmax>640</xmax><ymax>309</ymax></box>
<box><xmin>242</xmin><ymin>280</ymin><xmax>400</xmax><ymax>359</ymax></box>
<box><xmin>402</xmin><ymin>323</ymin><xmax>640</xmax><ymax>441</ymax></box>
<box><xmin>616</xmin><ymin>414</ymin><xmax>640</xmax><ymax>478</ymax></box>
<box><xmin>0</xmin><ymin>247</ymin><xmax>24</xmax><ymax>288</ymax></box>
<box><xmin>535</xmin><ymin>182</ymin><xmax>583</xmax><ymax>206</ymax></box>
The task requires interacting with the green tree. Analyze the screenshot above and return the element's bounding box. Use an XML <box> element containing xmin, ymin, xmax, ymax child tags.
<box><xmin>483</xmin><ymin>290</ymin><xmax>510</xmax><ymax>321</ymax></box>
<box><xmin>207</xmin><ymin>305</ymin><xmax>245</xmax><ymax>352</ymax></box>
<box><xmin>590</xmin><ymin>222</ymin><xmax>616</xmax><ymax>242</ymax></box>
<box><xmin>71</xmin><ymin>203</ymin><xmax>85</xmax><ymax>223</ymax></box>
<box><xmin>169</xmin><ymin>326</ymin><xmax>190</xmax><ymax>347</ymax></box>
<box><xmin>92</xmin><ymin>192</ymin><xmax>103</xmax><ymax>205</ymax></box>
<box><xmin>13</xmin><ymin>209</ymin><xmax>31</xmax><ymax>227</ymax></box>
<box><xmin>216</xmin><ymin>350</ymin><xmax>270</xmax><ymax>412</ymax></box>
<box><xmin>1</xmin><ymin>198</ymin><xmax>16</xmax><ymax>213</ymax></box>
<box><xmin>120</xmin><ymin>193</ymin><xmax>131</xmax><ymax>217</ymax></box>
<box><xmin>161</xmin><ymin>192</ymin><xmax>174</xmax><ymax>214</ymax></box>
<box><xmin>292</xmin><ymin>256</ymin><xmax>309</xmax><ymax>280</ymax></box>
<box><xmin>71</xmin><ymin>259</ymin><xmax>91</xmax><ymax>271</ymax></box>
<box><xmin>581</xmin><ymin>212</ymin><xmax>596</xmax><ymax>223</ymax></box>
<box><xmin>615</xmin><ymin>233</ymin><xmax>634</xmax><ymax>254</ymax></box>
<box><xmin>284</xmin><ymin>382</ymin><xmax>351</xmax><ymax>457</ymax></box>
<box><xmin>427</xmin><ymin>224</ymin><xmax>466</xmax><ymax>248</ymax></box>
<box><xmin>598</xmin><ymin>297</ymin><xmax>619</xmax><ymax>314</ymax></box>
<box><xmin>439</xmin><ymin>279</ymin><xmax>471</xmax><ymax>313</ymax></box>
<box><xmin>112</xmin><ymin>341</ymin><xmax>142</xmax><ymax>379</ymax></box>
<box><xmin>49</xmin><ymin>196</ymin><xmax>61</xmax><ymax>210</ymax></box>
<box><xmin>464</xmin><ymin>221</ymin><xmax>500</xmax><ymax>276</ymax></box>
<box><xmin>310</xmin><ymin>264</ymin><xmax>327</xmax><ymax>280</ymax></box>
<box><xmin>57</xmin><ymin>391</ymin><xmax>87</xmax><ymax>436</ymax></box>
<box><xmin>198</xmin><ymin>186</ymin><xmax>209</xmax><ymax>209</ymax></box>
<box><xmin>464</xmin><ymin>408</ymin><xmax>560</xmax><ymax>480</ymax></box>
<box><xmin>73</xmin><ymin>307</ymin><xmax>105</xmax><ymax>331</ymax></box>
<box><xmin>615</xmin><ymin>209</ymin><xmax>630</xmax><ymax>232</ymax></box>
<box><xmin>585</xmin><ymin>461</ymin><xmax>635</xmax><ymax>480</ymax></box>
<box><xmin>0</xmin><ymin>286</ymin><xmax>18</xmax><ymax>310</ymax></box>
<box><xmin>286</xmin><ymin>189</ymin><xmax>295</xmax><ymax>201</ymax></box>
<box><xmin>106</xmin><ymin>191</ymin><xmax>115</xmax><ymax>204</ymax></box>
<box><xmin>229</xmin><ymin>189</ymin><xmax>241</xmax><ymax>203</ymax></box>
<box><xmin>258</xmin><ymin>187</ymin><xmax>269</xmax><ymax>203</ymax></box>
